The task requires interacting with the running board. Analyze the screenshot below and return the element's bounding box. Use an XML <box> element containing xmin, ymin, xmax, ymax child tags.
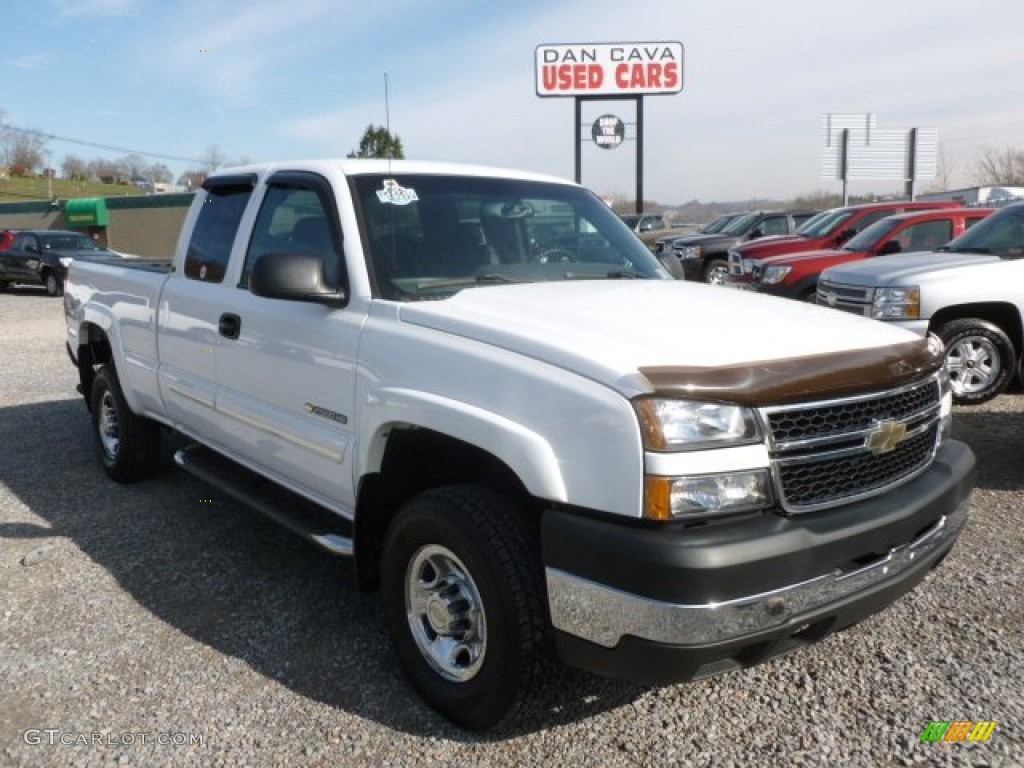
<box><xmin>174</xmin><ymin>443</ymin><xmax>354</xmax><ymax>557</ymax></box>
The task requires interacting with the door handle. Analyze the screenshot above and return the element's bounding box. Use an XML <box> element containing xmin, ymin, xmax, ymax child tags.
<box><xmin>219</xmin><ymin>313</ymin><xmax>241</xmax><ymax>340</ymax></box>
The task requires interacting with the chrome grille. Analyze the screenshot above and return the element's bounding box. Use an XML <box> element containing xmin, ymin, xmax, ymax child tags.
<box><xmin>760</xmin><ymin>375</ymin><xmax>943</xmax><ymax>514</ymax></box>
<box><xmin>816</xmin><ymin>279</ymin><xmax>872</xmax><ymax>316</ymax></box>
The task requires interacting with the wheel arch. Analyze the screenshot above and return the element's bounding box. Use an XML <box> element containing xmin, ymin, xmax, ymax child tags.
<box><xmin>353</xmin><ymin>412</ymin><xmax>558</xmax><ymax>591</ymax></box>
<box><xmin>930</xmin><ymin>302</ymin><xmax>1023</xmax><ymax>356</ymax></box>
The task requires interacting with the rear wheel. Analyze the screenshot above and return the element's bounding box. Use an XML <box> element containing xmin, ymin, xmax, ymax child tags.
<box><xmin>381</xmin><ymin>486</ymin><xmax>552</xmax><ymax>730</ymax></box>
<box><xmin>43</xmin><ymin>270</ymin><xmax>63</xmax><ymax>297</ymax></box>
<box><xmin>703</xmin><ymin>258</ymin><xmax>729</xmax><ymax>285</ymax></box>
<box><xmin>938</xmin><ymin>319</ymin><xmax>1017</xmax><ymax>405</ymax></box>
<box><xmin>90</xmin><ymin>365</ymin><xmax>162</xmax><ymax>481</ymax></box>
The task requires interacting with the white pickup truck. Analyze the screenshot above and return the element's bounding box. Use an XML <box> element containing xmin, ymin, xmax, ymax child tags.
<box><xmin>64</xmin><ymin>159</ymin><xmax>975</xmax><ymax>729</ymax></box>
<box><xmin>818</xmin><ymin>202</ymin><xmax>1024</xmax><ymax>404</ymax></box>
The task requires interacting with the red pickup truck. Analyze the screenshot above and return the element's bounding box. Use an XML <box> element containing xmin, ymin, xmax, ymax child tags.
<box><xmin>745</xmin><ymin>208</ymin><xmax>994</xmax><ymax>301</ymax></box>
<box><xmin>726</xmin><ymin>200</ymin><xmax>962</xmax><ymax>286</ymax></box>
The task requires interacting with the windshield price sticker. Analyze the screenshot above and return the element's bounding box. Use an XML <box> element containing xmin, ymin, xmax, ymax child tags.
<box><xmin>377</xmin><ymin>180</ymin><xmax>419</xmax><ymax>206</ymax></box>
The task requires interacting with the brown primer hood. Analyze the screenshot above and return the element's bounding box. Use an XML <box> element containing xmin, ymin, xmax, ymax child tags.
<box><xmin>638</xmin><ymin>338</ymin><xmax>943</xmax><ymax>406</ymax></box>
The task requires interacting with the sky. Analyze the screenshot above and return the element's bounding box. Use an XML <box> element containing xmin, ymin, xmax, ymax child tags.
<box><xmin>3</xmin><ymin>0</ymin><xmax>1023</xmax><ymax>204</ymax></box>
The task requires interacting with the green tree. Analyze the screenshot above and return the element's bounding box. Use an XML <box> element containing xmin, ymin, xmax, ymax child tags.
<box><xmin>347</xmin><ymin>125</ymin><xmax>404</xmax><ymax>159</ymax></box>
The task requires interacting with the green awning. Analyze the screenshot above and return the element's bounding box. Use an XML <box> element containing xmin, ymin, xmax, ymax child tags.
<box><xmin>64</xmin><ymin>197</ymin><xmax>110</xmax><ymax>227</ymax></box>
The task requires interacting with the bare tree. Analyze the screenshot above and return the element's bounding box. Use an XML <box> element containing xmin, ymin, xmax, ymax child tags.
<box><xmin>145</xmin><ymin>162</ymin><xmax>173</xmax><ymax>184</ymax></box>
<box><xmin>972</xmin><ymin>145</ymin><xmax>1024</xmax><ymax>186</ymax></box>
<box><xmin>925</xmin><ymin>142</ymin><xmax>957</xmax><ymax>192</ymax></box>
<box><xmin>2</xmin><ymin>127</ymin><xmax>47</xmax><ymax>176</ymax></box>
<box><xmin>61</xmin><ymin>154</ymin><xmax>89</xmax><ymax>180</ymax></box>
<box><xmin>199</xmin><ymin>144</ymin><xmax>227</xmax><ymax>172</ymax></box>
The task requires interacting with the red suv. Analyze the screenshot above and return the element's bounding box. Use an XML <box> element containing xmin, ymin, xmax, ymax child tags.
<box><xmin>745</xmin><ymin>208</ymin><xmax>994</xmax><ymax>301</ymax></box>
<box><xmin>726</xmin><ymin>200</ymin><xmax>962</xmax><ymax>287</ymax></box>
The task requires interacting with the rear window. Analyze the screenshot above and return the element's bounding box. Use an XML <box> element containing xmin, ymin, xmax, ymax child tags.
<box><xmin>184</xmin><ymin>183</ymin><xmax>254</xmax><ymax>283</ymax></box>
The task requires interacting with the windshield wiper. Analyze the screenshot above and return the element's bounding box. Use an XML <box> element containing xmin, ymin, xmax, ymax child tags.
<box><xmin>564</xmin><ymin>269</ymin><xmax>648</xmax><ymax>280</ymax></box>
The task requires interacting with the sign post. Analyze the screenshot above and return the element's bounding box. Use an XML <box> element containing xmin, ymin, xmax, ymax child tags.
<box><xmin>536</xmin><ymin>42</ymin><xmax>683</xmax><ymax>213</ymax></box>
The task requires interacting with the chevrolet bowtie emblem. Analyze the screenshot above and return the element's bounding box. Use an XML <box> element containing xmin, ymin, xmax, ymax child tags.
<box><xmin>866</xmin><ymin>420</ymin><xmax>907</xmax><ymax>455</ymax></box>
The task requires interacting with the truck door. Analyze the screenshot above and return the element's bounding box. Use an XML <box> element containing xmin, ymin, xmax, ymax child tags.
<box><xmin>213</xmin><ymin>171</ymin><xmax>362</xmax><ymax>514</ymax></box>
<box><xmin>156</xmin><ymin>175</ymin><xmax>257</xmax><ymax>441</ymax></box>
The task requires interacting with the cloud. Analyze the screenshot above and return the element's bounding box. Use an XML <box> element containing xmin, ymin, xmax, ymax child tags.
<box><xmin>54</xmin><ymin>0</ymin><xmax>141</xmax><ymax>17</ymax></box>
<box><xmin>8</xmin><ymin>52</ymin><xmax>56</xmax><ymax>69</ymax></box>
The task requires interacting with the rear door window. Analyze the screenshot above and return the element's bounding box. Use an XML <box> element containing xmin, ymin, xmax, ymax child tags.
<box><xmin>184</xmin><ymin>178</ymin><xmax>255</xmax><ymax>283</ymax></box>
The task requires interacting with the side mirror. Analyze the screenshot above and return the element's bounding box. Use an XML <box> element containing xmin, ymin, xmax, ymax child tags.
<box><xmin>249</xmin><ymin>251</ymin><xmax>346</xmax><ymax>306</ymax></box>
<box><xmin>748</xmin><ymin>229</ymin><xmax>763</xmax><ymax>239</ymax></box>
<box><xmin>877</xmin><ymin>241</ymin><xmax>902</xmax><ymax>256</ymax></box>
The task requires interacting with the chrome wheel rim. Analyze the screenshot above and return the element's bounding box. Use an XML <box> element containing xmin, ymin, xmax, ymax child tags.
<box><xmin>946</xmin><ymin>336</ymin><xmax>1000</xmax><ymax>396</ymax></box>
<box><xmin>706</xmin><ymin>264</ymin><xmax>728</xmax><ymax>285</ymax></box>
<box><xmin>46</xmin><ymin>274</ymin><xmax>57</xmax><ymax>294</ymax></box>
<box><xmin>405</xmin><ymin>544</ymin><xmax>486</xmax><ymax>682</ymax></box>
<box><xmin>98</xmin><ymin>390</ymin><xmax>120</xmax><ymax>459</ymax></box>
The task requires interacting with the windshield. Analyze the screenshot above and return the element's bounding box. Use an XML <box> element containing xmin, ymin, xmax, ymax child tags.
<box><xmin>721</xmin><ymin>212</ymin><xmax>759</xmax><ymax>235</ymax></box>
<box><xmin>351</xmin><ymin>174</ymin><xmax>669</xmax><ymax>300</ymax></box>
<box><xmin>619</xmin><ymin>214</ymin><xmax>641</xmax><ymax>229</ymax></box>
<box><xmin>793</xmin><ymin>210</ymin><xmax>831</xmax><ymax>235</ymax></box>
<box><xmin>941</xmin><ymin>204</ymin><xmax>1024</xmax><ymax>259</ymax></box>
<box><xmin>798</xmin><ymin>209</ymin><xmax>852</xmax><ymax>237</ymax></box>
<box><xmin>701</xmin><ymin>214</ymin><xmax>736</xmax><ymax>234</ymax></box>
<box><xmin>843</xmin><ymin>218</ymin><xmax>900</xmax><ymax>252</ymax></box>
<box><xmin>41</xmin><ymin>233</ymin><xmax>101</xmax><ymax>251</ymax></box>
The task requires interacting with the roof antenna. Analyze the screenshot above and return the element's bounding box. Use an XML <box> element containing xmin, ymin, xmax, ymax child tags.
<box><xmin>384</xmin><ymin>72</ymin><xmax>392</xmax><ymax>171</ymax></box>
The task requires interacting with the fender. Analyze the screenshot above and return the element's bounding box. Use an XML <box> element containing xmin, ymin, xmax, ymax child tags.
<box><xmin>358</xmin><ymin>386</ymin><xmax>568</xmax><ymax>503</ymax></box>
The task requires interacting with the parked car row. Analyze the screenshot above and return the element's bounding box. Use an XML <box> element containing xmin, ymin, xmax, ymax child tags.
<box><xmin>0</xmin><ymin>229</ymin><xmax>123</xmax><ymax>296</ymax></box>
<box><xmin>656</xmin><ymin>209</ymin><xmax>820</xmax><ymax>284</ymax></box>
<box><xmin>736</xmin><ymin>207</ymin><xmax>993</xmax><ymax>301</ymax></box>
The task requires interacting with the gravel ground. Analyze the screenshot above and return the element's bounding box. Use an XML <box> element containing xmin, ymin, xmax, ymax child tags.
<box><xmin>0</xmin><ymin>288</ymin><xmax>1021</xmax><ymax>767</ymax></box>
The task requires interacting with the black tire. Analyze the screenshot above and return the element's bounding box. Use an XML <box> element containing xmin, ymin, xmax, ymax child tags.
<box><xmin>703</xmin><ymin>258</ymin><xmax>729</xmax><ymax>285</ymax></box>
<box><xmin>43</xmin><ymin>270</ymin><xmax>63</xmax><ymax>297</ymax></box>
<box><xmin>937</xmin><ymin>319</ymin><xmax>1017</xmax><ymax>405</ymax></box>
<box><xmin>381</xmin><ymin>486</ymin><xmax>553</xmax><ymax>730</ymax></box>
<box><xmin>90</xmin><ymin>365</ymin><xmax>162</xmax><ymax>482</ymax></box>
<box><xmin>0</xmin><ymin>280</ymin><xmax>9</xmax><ymax>292</ymax></box>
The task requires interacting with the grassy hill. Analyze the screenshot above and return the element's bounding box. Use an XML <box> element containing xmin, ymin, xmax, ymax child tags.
<box><xmin>0</xmin><ymin>175</ymin><xmax>150</xmax><ymax>203</ymax></box>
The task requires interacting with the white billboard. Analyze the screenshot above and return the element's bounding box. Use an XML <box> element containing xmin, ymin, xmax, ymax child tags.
<box><xmin>821</xmin><ymin>114</ymin><xmax>937</xmax><ymax>181</ymax></box>
<box><xmin>535</xmin><ymin>42</ymin><xmax>684</xmax><ymax>97</ymax></box>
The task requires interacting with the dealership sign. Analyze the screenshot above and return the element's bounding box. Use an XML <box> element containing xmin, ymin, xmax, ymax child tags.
<box><xmin>535</xmin><ymin>42</ymin><xmax>684</xmax><ymax>97</ymax></box>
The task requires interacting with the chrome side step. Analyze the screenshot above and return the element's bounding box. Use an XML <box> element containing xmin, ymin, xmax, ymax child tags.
<box><xmin>174</xmin><ymin>443</ymin><xmax>354</xmax><ymax>557</ymax></box>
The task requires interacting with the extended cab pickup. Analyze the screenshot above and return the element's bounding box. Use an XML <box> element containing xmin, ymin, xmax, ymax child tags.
<box><xmin>64</xmin><ymin>159</ymin><xmax>975</xmax><ymax>729</ymax></box>
<box><xmin>819</xmin><ymin>202</ymin><xmax>1024</xmax><ymax>405</ymax></box>
<box><xmin>746</xmin><ymin>208</ymin><xmax>993</xmax><ymax>302</ymax></box>
<box><xmin>666</xmin><ymin>209</ymin><xmax>819</xmax><ymax>284</ymax></box>
<box><xmin>727</xmin><ymin>201</ymin><xmax>962</xmax><ymax>287</ymax></box>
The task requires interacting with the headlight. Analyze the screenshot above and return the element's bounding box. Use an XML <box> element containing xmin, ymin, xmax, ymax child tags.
<box><xmin>59</xmin><ymin>257</ymin><xmax>74</xmax><ymax>268</ymax></box>
<box><xmin>677</xmin><ymin>245</ymin><xmax>702</xmax><ymax>259</ymax></box>
<box><xmin>761</xmin><ymin>265</ymin><xmax>792</xmax><ymax>284</ymax></box>
<box><xmin>742</xmin><ymin>258</ymin><xmax>754</xmax><ymax>274</ymax></box>
<box><xmin>933</xmin><ymin>336</ymin><xmax>953</xmax><ymax>442</ymax></box>
<box><xmin>872</xmin><ymin>285</ymin><xmax>920</xmax><ymax>319</ymax></box>
<box><xmin>633</xmin><ymin>398</ymin><xmax>760</xmax><ymax>451</ymax></box>
<box><xmin>644</xmin><ymin>470</ymin><xmax>773</xmax><ymax>521</ymax></box>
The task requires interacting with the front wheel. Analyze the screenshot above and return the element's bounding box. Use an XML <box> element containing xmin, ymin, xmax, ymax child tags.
<box><xmin>938</xmin><ymin>319</ymin><xmax>1017</xmax><ymax>405</ymax></box>
<box><xmin>90</xmin><ymin>365</ymin><xmax>162</xmax><ymax>481</ymax></box>
<box><xmin>381</xmin><ymin>486</ymin><xmax>553</xmax><ymax>730</ymax></box>
<box><xmin>703</xmin><ymin>258</ymin><xmax>729</xmax><ymax>285</ymax></box>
